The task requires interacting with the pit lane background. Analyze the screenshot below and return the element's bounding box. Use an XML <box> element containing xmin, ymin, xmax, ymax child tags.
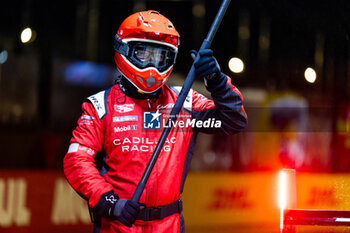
<box><xmin>1</xmin><ymin>171</ymin><xmax>350</xmax><ymax>233</ymax></box>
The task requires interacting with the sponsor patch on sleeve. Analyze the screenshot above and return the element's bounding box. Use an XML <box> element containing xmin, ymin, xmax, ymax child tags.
<box><xmin>67</xmin><ymin>143</ymin><xmax>96</xmax><ymax>156</ymax></box>
<box><xmin>170</xmin><ymin>86</ymin><xmax>192</xmax><ymax>112</ymax></box>
<box><xmin>79</xmin><ymin>115</ymin><xmax>95</xmax><ymax>125</ymax></box>
<box><xmin>87</xmin><ymin>90</ymin><xmax>107</xmax><ymax>119</ymax></box>
<box><xmin>67</xmin><ymin>143</ymin><xmax>79</xmax><ymax>153</ymax></box>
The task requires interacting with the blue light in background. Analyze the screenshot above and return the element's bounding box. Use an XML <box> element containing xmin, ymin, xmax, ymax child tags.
<box><xmin>0</xmin><ymin>50</ymin><xmax>8</xmax><ymax>64</ymax></box>
<box><xmin>64</xmin><ymin>61</ymin><xmax>114</xmax><ymax>87</ymax></box>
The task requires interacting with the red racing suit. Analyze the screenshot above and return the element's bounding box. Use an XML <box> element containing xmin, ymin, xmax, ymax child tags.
<box><xmin>63</xmin><ymin>75</ymin><xmax>247</xmax><ymax>233</ymax></box>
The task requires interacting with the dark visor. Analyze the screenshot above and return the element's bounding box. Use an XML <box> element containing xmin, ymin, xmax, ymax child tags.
<box><xmin>127</xmin><ymin>41</ymin><xmax>177</xmax><ymax>72</ymax></box>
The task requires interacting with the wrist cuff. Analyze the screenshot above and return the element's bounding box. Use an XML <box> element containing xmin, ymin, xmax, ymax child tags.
<box><xmin>205</xmin><ymin>73</ymin><xmax>227</xmax><ymax>91</ymax></box>
<box><xmin>93</xmin><ymin>191</ymin><xmax>119</xmax><ymax>217</ymax></box>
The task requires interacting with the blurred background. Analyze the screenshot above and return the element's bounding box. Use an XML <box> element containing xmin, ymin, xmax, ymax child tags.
<box><xmin>1</xmin><ymin>0</ymin><xmax>350</xmax><ymax>232</ymax></box>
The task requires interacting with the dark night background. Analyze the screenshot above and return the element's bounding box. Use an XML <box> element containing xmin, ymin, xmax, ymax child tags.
<box><xmin>1</xmin><ymin>0</ymin><xmax>350</xmax><ymax>171</ymax></box>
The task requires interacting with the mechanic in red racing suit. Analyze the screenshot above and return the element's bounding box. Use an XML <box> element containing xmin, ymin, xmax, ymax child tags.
<box><xmin>63</xmin><ymin>10</ymin><xmax>247</xmax><ymax>233</ymax></box>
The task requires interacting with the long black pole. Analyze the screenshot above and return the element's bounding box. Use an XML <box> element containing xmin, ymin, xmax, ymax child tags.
<box><xmin>132</xmin><ymin>0</ymin><xmax>231</xmax><ymax>202</ymax></box>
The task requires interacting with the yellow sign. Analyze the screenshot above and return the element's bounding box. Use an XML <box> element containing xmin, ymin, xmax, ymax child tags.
<box><xmin>182</xmin><ymin>172</ymin><xmax>350</xmax><ymax>228</ymax></box>
<box><xmin>182</xmin><ymin>172</ymin><xmax>280</xmax><ymax>227</ymax></box>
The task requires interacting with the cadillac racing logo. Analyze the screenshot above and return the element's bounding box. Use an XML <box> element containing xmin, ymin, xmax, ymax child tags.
<box><xmin>113</xmin><ymin>136</ymin><xmax>176</xmax><ymax>152</ymax></box>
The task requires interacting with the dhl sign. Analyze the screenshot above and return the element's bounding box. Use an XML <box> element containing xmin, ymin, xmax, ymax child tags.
<box><xmin>296</xmin><ymin>174</ymin><xmax>350</xmax><ymax>210</ymax></box>
<box><xmin>182</xmin><ymin>173</ymin><xmax>350</xmax><ymax>227</ymax></box>
<box><xmin>181</xmin><ymin>172</ymin><xmax>280</xmax><ymax>227</ymax></box>
<box><xmin>1</xmin><ymin>171</ymin><xmax>350</xmax><ymax>232</ymax></box>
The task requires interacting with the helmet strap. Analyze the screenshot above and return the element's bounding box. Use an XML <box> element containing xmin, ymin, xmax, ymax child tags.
<box><xmin>114</xmin><ymin>36</ymin><xmax>129</xmax><ymax>56</ymax></box>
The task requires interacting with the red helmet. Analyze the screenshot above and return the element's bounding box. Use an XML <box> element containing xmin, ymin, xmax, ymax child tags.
<box><xmin>114</xmin><ymin>10</ymin><xmax>180</xmax><ymax>93</ymax></box>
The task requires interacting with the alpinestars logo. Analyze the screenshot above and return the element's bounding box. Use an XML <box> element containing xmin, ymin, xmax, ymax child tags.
<box><xmin>105</xmin><ymin>195</ymin><xmax>117</xmax><ymax>204</ymax></box>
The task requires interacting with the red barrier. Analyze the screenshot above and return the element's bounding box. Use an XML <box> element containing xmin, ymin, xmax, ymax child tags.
<box><xmin>0</xmin><ymin>170</ymin><xmax>91</xmax><ymax>233</ymax></box>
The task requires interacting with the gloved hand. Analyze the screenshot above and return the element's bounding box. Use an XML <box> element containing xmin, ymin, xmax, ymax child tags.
<box><xmin>112</xmin><ymin>199</ymin><xmax>141</xmax><ymax>227</ymax></box>
<box><xmin>93</xmin><ymin>191</ymin><xmax>141</xmax><ymax>227</ymax></box>
<box><xmin>192</xmin><ymin>49</ymin><xmax>222</xmax><ymax>81</ymax></box>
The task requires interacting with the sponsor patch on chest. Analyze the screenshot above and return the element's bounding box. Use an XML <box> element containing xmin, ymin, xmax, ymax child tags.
<box><xmin>113</xmin><ymin>104</ymin><xmax>135</xmax><ymax>113</ymax></box>
<box><xmin>114</xmin><ymin>125</ymin><xmax>137</xmax><ymax>133</ymax></box>
<box><xmin>113</xmin><ymin>116</ymin><xmax>138</xmax><ymax>122</ymax></box>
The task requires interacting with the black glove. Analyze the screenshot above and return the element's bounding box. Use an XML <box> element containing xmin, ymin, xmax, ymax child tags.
<box><xmin>192</xmin><ymin>49</ymin><xmax>222</xmax><ymax>81</ymax></box>
<box><xmin>112</xmin><ymin>199</ymin><xmax>141</xmax><ymax>227</ymax></box>
<box><xmin>93</xmin><ymin>191</ymin><xmax>141</xmax><ymax>227</ymax></box>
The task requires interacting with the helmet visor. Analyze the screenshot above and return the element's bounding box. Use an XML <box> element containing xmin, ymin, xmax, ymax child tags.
<box><xmin>127</xmin><ymin>42</ymin><xmax>177</xmax><ymax>72</ymax></box>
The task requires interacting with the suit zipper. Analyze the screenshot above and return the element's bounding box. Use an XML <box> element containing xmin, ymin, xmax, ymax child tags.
<box><xmin>147</xmin><ymin>99</ymin><xmax>152</xmax><ymax>110</ymax></box>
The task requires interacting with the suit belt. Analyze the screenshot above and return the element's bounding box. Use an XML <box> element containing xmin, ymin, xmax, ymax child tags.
<box><xmin>137</xmin><ymin>199</ymin><xmax>183</xmax><ymax>221</ymax></box>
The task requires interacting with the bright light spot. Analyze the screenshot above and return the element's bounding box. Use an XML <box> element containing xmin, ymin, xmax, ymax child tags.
<box><xmin>278</xmin><ymin>171</ymin><xmax>287</xmax><ymax>209</ymax></box>
<box><xmin>21</xmin><ymin>28</ymin><xmax>33</xmax><ymax>43</ymax></box>
<box><xmin>192</xmin><ymin>3</ymin><xmax>206</xmax><ymax>18</ymax></box>
<box><xmin>278</xmin><ymin>171</ymin><xmax>287</xmax><ymax>230</ymax></box>
<box><xmin>228</xmin><ymin>57</ymin><xmax>244</xmax><ymax>73</ymax></box>
<box><xmin>304</xmin><ymin>67</ymin><xmax>317</xmax><ymax>83</ymax></box>
<box><xmin>0</xmin><ymin>50</ymin><xmax>8</xmax><ymax>64</ymax></box>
